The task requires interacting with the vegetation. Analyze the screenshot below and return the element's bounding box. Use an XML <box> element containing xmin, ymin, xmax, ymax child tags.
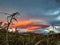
<box><xmin>0</xmin><ymin>29</ymin><xmax>60</xmax><ymax>45</ymax></box>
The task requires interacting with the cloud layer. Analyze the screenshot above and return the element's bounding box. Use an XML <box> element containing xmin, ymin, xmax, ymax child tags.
<box><xmin>12</xmin><ymin>19</ymin><xmax>49</xmax><ymax>30</ymax></box>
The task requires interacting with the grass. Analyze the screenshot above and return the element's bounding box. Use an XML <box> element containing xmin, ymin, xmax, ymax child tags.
<box><xmin>0</xmin><ymin>29</ymin><xmax>60</xmax><ymax>45</ymax></box>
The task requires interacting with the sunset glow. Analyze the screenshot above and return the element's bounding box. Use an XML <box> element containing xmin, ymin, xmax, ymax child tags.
<box><xmin>12</xmin><ymin>20</ymin><xmax>33</xmax><ymax>27</ymax></box>
<box><xmin>26</xmin><ymin>26</ymin><xmax>42</xmax><ymax>30</ymax></box>
<box><xmin>12</xmin><ymin>20</ymin><xmax>49</xmax><ymax>30</ymax></box>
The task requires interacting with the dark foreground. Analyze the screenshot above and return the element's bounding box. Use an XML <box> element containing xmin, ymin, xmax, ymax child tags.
<box><xmin>0</xmin><ymin>29</ymin><xmax>60</xmax><ymax>45</ymax></box>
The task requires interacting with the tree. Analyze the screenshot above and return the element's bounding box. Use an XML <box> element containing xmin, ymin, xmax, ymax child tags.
<box><xmin>0</xmin><ymin>21</ymin><xmax>3</xmax><ymax>28</ymax></box>
<box><xmin>6</xmin><ymin>12</ymin><xmax>20</xmax><ymax>45</ymax></box>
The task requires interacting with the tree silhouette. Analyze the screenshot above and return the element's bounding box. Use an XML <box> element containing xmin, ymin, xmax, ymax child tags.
<box><xmin>0</xmin><ymin>21</ymin><xmax>3</xmax><ymax>28</ymax></box>
<box><xmin>6</xmin><ymin>12</ymin><xmax>20</xmax><ymax>45</ymax></box>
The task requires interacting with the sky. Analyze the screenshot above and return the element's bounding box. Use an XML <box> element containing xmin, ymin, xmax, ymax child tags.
<box><xmin>0</xmin><ymin>0</ymin><xmax>60</xmax><ymax>33</ymax></box>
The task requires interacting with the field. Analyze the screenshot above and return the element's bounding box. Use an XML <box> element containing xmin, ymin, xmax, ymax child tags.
<box><xmin>0</xmin><ymin>29</ymin><xmax>60</xmax><ymax>45</ymax></box>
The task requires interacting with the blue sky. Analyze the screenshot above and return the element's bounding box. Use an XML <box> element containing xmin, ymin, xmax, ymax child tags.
<box><xmin>0</xmin><ymin>0</ymin><xmax>60</xmax><ymax>26</ymax></box>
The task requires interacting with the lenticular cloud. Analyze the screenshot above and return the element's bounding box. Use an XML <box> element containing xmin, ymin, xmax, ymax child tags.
<box><xmin>12</xmin><ymin>19</ymin><xmax>50</xmax><ymax>30</ymax></box>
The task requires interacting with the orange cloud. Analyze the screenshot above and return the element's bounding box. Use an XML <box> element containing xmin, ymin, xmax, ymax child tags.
<box><xmin>26</xmin><ymin>26</ymin><xmax>42</xmax><ymax>30</ymax></box>
<box><xmin>12</xmin><ymin>20</ymin><xmax>33</xmax><ymax>27</ymax></box>
<box><xmin>12</xmin><ymin>20</ymin><xmax>49</xmax><ymax>30</ymax></box>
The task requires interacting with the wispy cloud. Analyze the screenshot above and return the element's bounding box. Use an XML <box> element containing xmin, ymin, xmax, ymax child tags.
<box><xmin>45</xmin><ymin>10</ymin><xmax>60</xmax><ymax>15</ymax></box>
